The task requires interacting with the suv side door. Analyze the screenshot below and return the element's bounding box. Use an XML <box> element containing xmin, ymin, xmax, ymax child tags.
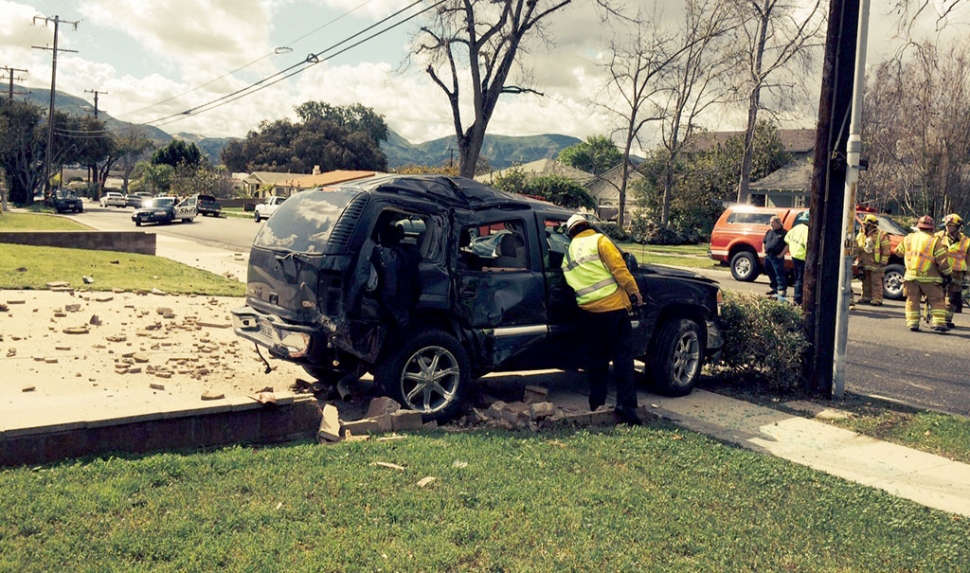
<box><xmin>454</xmin><ymin>212</ymin><xmax>550</xmax><ymax>369</ymax></box>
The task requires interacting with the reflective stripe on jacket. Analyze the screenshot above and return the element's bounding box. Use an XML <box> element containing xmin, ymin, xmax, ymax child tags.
<box><xmin>562</xmin><ymin>233</ymin><xmax>618</xmax><ymax>305</ymax></box>
<box><xmin>855</xmin><ymin>228</ymin><xmax>890</xmax><ymax>269</ymax></box>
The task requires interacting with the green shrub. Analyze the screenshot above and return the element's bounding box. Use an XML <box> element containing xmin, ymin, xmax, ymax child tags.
<box><xmin>713</xmin><ymin>292</ymin><xmax>809</xmax><ymax>390</ymax></box>
<box><xmin>628</xmin><ymin>216</ymin><xmax>703</xmax><ymax>245</ymax></box>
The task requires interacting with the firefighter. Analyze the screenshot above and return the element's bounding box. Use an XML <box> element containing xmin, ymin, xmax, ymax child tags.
<box><xmin>935</xmin><ymin>213</ymin><xmax>970</xmax><ymax>328</ymax></box>
<box><xmin>894</xmin><ymin>215</ymin><xmax>952</xmax><ymax>332</ymax></box>
<box><xmin>855</xmin><ymin>214</ymin><xmax>891</xmax><ymax>306</ymax></box>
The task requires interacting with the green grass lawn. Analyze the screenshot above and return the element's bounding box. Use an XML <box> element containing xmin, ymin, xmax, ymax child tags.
<box><xmin>0</xmin><ymin>211</ymin><xmax>92</xmax><ymax>231</ymax></box>
<box><xmin>0</xmin><ymin>243</ymin><xmax>244</xmax><ymax>296</ymax></box>
<box><xmin>2</xmin><ymin>426</ymin><xmax>969</xmax><ymax>572</ymax></box>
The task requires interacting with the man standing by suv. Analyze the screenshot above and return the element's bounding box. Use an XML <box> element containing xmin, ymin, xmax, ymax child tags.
<box><xmin>562</xmin><ymin>214</ymin><xmax>643</xmax><ymax>425</ymax></box>
<box><xmin>763</xmin><ymin>216</ymin><xmax>788</xmax><ymax>301</ymax></box>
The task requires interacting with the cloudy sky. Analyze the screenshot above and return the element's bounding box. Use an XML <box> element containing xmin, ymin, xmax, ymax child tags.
<box><xmin>1</xmin><ymin>0</ymin><xmax>968</xmax><ymax>147</ymax></box>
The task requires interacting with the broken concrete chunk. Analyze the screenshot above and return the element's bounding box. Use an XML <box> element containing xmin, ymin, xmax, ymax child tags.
<box><xmin>44</xmin><ymin>357</ymin><xmax>59</xmax><ymax>364</ymax></box>
<box><xmin>62</xmin><ymin>326</ymin><xmax>90</xmax><ymax>335</ymax></box>
<box><xmin>371</xmin><ymin>461</ymin><xmax>406</xmax><ymax>471</ymax></box>
<box><xmin>0</xmin><ymin>303</ymin><xmax>8</xmax><ymax>312</ymax></box>
<box><xmin>46</xmin><ymin>281</ymin><xmax>71</xmax><ymax>289</ymax></box>
<box><xmin>5</xmin><ymin>348</ymin><xmax>15</xmax><ymax>357</ymax></box>
<box><xmin>391</xmin><ymin>410</ymin><xmax>424</xmax><ymax>431</ymax></box>
<box><xmin>341</xmin><ymin>418</ymin><xmax>384</xmax><ymax>435</ymax></box>
<box><xmin>201</xmin><ymin>390</ymin><xmax>225</xmax><ymax>401</ymax></box>
<box><xmin>366</xmin><ymin>396</ymin><xmax>402</xmax><ymax>419</ymax></box>
<box><xmin>529</xmin><ymin>401</ymin><xmax>556</xmax><ymax>420</ymax></box>
<box><xmin>89</xmin><ymin>315</ymin><xmax>102</xmax><ymax>326</ymax></box>
<box><xmin>150</xmin><ymin>383</ymin><xmax>166</xmax><ymax>391</ymax></box>
<box><xmin>416</xmin><ymin>476</ymin><xmax>436</xmax><ymax>488</ymax></box>
<box><xmin>94</xmin><ymin>295</ymin><xmax>114</xmax><ymax>303</ymax></box>
<box><xmin>22</xmin><ymin>386</ymin><xmax>36</xmax><ymax>392</ymax></box>
<box><xmin>318</xmin><ymin>403</ymin><xmax>341</xmax><ymax>442</ymax></box>
<box><xmin>82</xmin><ymin>276</ymin><xmax>94</xmax><ymax>284</ymax></box>
<box><xmin>151</xmin><ymin>288</ymin><xmax>167</xmax><ymax>296</ymax></box>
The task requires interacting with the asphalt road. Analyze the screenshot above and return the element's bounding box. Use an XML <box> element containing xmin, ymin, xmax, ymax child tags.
<box><xmin>78</xmin><ymin>201</ymin><xmax>259</xmax><ymax>252</ymax></box>
<box><xmin>73</xmin><ymin>201</ymin><xmax>970</xmax><ymax>417</ymax></box>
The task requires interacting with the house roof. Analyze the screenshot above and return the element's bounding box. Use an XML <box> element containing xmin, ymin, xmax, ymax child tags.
<box><xmin>246</xmin><ymin>171</ymin><xmax>306</xmax><ymax>185</ymax></box>
<box><xmin>748</xmin><ymin>160</ymin><xmax>813</xmax><ymax>192</ymax></box>
<box><xmin>281</xmin><ymin>170</ymin><xmax>378</xmax><ymax>189</ymax></box>
<box><xmin>688</xmin><ymin>128</ymin><xmax>816</xmax><ymax>154</ymax></box>
<box><xmin>474</xmin><ymin>158</ymin><xmax>594</xmax><ymax>184</ymax></box>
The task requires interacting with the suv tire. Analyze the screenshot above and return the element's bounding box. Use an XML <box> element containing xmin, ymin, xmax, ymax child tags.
<box><xmin>377</xmin><ymin>330</ymin><xmax>469</xmax><ymax>422</ymax></box>
<box><xmin>647</xmin><ymin>318</ymin><xmax>702</xmax><ymax>397</ymax></box>
<box><xmin>882</xmin><ymin>263</ymin><xmax>905</xmax><ymax>301</ymax></box>
<box><xmin>730</xmin><ymin>251</ymin><xmax>760</xmax><ymax>282</ymax></box>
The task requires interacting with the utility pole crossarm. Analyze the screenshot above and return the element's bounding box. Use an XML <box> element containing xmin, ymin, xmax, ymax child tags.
<box><xmin>31</xmin><ymin>14</ymin><xmax>79</xmax><ymax>194</ymax></box>
<box><xmin>1</xmin><ymin>66</ymin><xmax>29</xmax><ymax>100</ymax></box>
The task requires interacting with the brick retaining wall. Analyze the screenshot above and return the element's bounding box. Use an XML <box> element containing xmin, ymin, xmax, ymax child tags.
<box><xmin>0</xmin><ymin>231</ymin><xmax>156</xmax><ymax>255</ymax></box>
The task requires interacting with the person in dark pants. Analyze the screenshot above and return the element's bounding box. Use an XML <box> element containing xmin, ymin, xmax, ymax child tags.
<box><xmin>561</xmin><ymin>213</ymin><xmax>643</xmax><ymax>425</ymax></box>
<box><xmin>763</xmin><ymin>215</ymin><xmax>789</xmax><ymax>301</ymax></box>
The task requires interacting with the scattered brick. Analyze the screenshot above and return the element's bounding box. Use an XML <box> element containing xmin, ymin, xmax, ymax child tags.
<box><xmin>391</xmin><ymin>410</ymin><xmax>424</xmax><ymax>431</ymax></box>
<box><xmin>529</xmin><ymin>401</ymin><xmax>556</xmax><ymax>420</ymax></box>
<box><xmin>150</xmin><ymin>383</ymin><xmax>166</xmax><ymax>391</ymax></box>
<box><xmin>416</xmin><ymin>477</ymin><xmax>436</xmax><ymax>488</ymax></box>
<box><xmin>366</xmin><ymin>396</ymin><xmax>402</xmax><ymax>418</ymax></box>
<box><xmin>65</xmin><ymin>304</ymin><xmax>81</xmax><ymax>313</ymax></box>
<box><xmin>22</xmin><ymin>386</ymin><xmax>35</xmax><ymax>392</ymax></box>
<box><xmin>62</xmin><ymin>326</ymin><xmax>90</xmax><ymax>335</ymax></box>
<box><xmin>201</xmin><ymin>390</ymin><xmax>225</xmax><ymax>401</ymax></box>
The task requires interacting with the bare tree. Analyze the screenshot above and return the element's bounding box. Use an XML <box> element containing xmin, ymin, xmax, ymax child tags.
<box><xmin>861</xmin><ymin>39</ymin><xmax>970</xmax><ymax>218</ymax></box>
<box><xmin>655</xmin><ymin>0</ymin><xmax>735</xmax><ymax>225</ymax></box>
<box><xmin>599</xmin><ymin>1</ymin><xmax>732</xmax><ymax>227</ymax></box>
<box><xmin>731</xmin><ymin>0</ymin><xmax>825</xmax><ymax>203</ymax></box>
<box><xmin>413</xmin><ymin>0</ymin><xmax>572</xmax><ymax>178</ymax></box>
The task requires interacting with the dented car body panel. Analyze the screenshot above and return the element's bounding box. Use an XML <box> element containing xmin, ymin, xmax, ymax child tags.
<box><xmin>233</xmin><ymin>175</ymin><xmax>723</xmax><ymax>416</ymax></box>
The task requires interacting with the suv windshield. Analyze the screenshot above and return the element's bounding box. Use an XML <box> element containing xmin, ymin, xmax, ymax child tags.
<box><xmin>254</xmin><ymin>189</ymin><xmax>360</xmax><ymax>253</ymax></box>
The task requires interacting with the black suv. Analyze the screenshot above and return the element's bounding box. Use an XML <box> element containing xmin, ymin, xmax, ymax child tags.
<box><xmin>51</xmin><ymin>189</ymin><xmax>83</xmax><ymax>214</ymax></box>
<box><xmin>233</xmin><ymin>175</ymin><xmax>723</xmax><ymax>420</ymax></box>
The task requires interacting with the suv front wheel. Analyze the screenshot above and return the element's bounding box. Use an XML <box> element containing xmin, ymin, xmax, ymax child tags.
<box><xmin>646</xmin><ymin>318</ymin><xmax>702</xmax><ymax>397</ymax></box>
<box><xmin>377</xmin><ymin>330</ymin><xmax>469</xmax><ymax>422</ymax></box>
<box><xmin>882</xmin><ymin>263</ymin><xmax>905</xmax><ymax>301</ymax></box>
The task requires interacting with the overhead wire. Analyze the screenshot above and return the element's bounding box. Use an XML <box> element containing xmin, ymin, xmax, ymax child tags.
<box><xmin>50</xmin><ymin>0</ymin><xmax>437</xmax><ymax>137</ymax></box>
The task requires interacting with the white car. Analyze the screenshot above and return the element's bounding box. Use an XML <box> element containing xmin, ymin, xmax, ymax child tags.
<box><xmin>100</xmin><ymin>192</ymin><xmax>126</xmax><ymax>208</ymax></box>
<box><xmin>254</xmin><ymin>196</ymin><xmax>287</xmax><ymax>223</ymax></box>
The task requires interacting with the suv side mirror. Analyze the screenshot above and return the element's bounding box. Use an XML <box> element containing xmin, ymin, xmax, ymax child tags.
<box><xmin>622</xmin><ymin>251</ymin><xmax>639</xmax><ymax>273</ymax></box>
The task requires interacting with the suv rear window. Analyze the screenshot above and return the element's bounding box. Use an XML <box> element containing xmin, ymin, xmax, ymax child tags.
<box><xmin>726</xmin><ymin>212</ymin><xmax>776</xmax><ymax>225</ymax></box>
<box><xmin>198</xmin><ymin>194</ymin><xmax>217</xmax><ymax>202</ymax></box>
<box><xmin>253</xmin><ymin>189</ymin><xmax>360</xmax><ymax>253</ymax></box>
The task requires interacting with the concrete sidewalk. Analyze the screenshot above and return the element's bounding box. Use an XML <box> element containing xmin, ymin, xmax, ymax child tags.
<box><xmin>4</xmin><ymin>232</ymin><xmax>970</xmax><ymax>518</ymax></box>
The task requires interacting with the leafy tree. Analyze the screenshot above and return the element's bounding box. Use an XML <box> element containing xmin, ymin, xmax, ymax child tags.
<box><xmin>413</xmin><ymin>0</ymin><xmax>574</xmax><ymax>178</ymax></box>
<box><xmin>220</xmin><ymin>102</ymin><xmax>387</xmax><ymax>173</ymax></box>
<box><xmin>492</xmin><ymin>168</ymin><xmax>595</xmax><ymax>210</ymax></box>
<box><xmin>0</xmin><ymin>100</ymin><xmax>46</xmax><ymax>205</ymax></box>
<box><xmin>137</xmin><ymin>161</ymin><xmax>174</xmax><ymax>195</ymax></box>
<box><xmin>151</xmin><ymin>139</ymin><xmax>203</xmax><ymax>169</ymax></box>
<box><xmin>557</xmin><ymin>135</ymin><xmax>622</xmax><ymax>175</ymax></box>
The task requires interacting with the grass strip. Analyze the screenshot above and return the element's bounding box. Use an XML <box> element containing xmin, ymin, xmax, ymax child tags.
<box><xmin>0</xmin><ymin>243</ymin><xmax>244</xmax><ymax>296</ymax></box>
<box><xmin>0</xmin><ymin>212</ymin><xmax>91</xmax><ymax>231</ymax></box>
<box><xmin>1</xmin><ymin>426</ymin><xmax>968</xmax><ymax>572</ymax></box>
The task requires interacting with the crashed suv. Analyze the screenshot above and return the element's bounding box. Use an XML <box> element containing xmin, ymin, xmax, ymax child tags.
<box><xmin>232</xmin><ymin>175</ymin><xmax>724</xmax><ymax>421</ymax></box>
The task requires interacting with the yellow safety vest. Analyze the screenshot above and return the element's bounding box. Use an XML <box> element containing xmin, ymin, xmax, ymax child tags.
<box><xmin>903</xmin><ymin>232</ymin><xmax>938</xmax><ymax>276</ymax></box>
<box><xmin>561</xmin><ymin>233</ymin><xmax>618</xmax><ymax>305</ymax></box>
<box><xmin>942</xmin><ymin>233</ymin><xmax>970</xmax><ymax>272</ymax></box>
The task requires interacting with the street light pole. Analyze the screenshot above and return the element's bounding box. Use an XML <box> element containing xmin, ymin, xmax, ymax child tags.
<box><xmin>833</xmin><ymin>0</ymin><xmax>871</xmax><ymax>398</ymax></box>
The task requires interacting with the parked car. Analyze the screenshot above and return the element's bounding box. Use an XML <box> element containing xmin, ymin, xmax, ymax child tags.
<box><xmin>708</xmin><ymin>204</ymin><xmax>907</xmax><ymax>299</ymax></box>
<box><xmin>131</xmin><ymin>196</ymin><xmax>197</xmax><ymax>226</ymax></box>
<box><xmin>196</xmin><ymin>194</ymin><xmax>222</xmax><ymax>217</ymax></box>
<box><xmin>100</xmin><ymin>192</ymin><xmax>126</xmax><ymax>208</ymax></box>
<box><xmin>125</xmin><ymin>192</ymin><xmax>154</xmax><ymax>208</ymax></box>
<box><xmin>253</xmin><ymin>196</ymin><xmax>287</xmax><ymax>222</ymax></box>
<box><xmin>233</xmin><ymin>175</ymin><xmax>724</xmax><ymax>421</ymax></box>
<box><xmin>51</xmin><ymin>189</ymin><xmax>83</xmax><ymax>214</ymax></box>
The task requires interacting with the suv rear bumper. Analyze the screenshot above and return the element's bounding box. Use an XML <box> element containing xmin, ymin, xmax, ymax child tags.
<box><xmin>232</xmin><ymin>305</ymin><xmax>317</xmax><ymax>361</ymax></box>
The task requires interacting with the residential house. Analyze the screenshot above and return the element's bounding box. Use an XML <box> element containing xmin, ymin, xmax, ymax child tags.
<box><xmin>277</xmin><ymin>169</ymin><xmax>377</xmax><ymax>194</ymax></box>
<box><xmin>584</xmin><ymin>161</ymin><xmax>645</xmax><ymax>224</ymax></box>
<box><xmin>474</xmin><ymin>158</ymin><xmax>594</xmax><ymax>186</ymax></box>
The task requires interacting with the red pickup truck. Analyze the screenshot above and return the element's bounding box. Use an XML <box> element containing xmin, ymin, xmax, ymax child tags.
<box><xmin>708</xmin><ymin>205</ymin><xmax>908</xmax><ymax>300</ymax></box>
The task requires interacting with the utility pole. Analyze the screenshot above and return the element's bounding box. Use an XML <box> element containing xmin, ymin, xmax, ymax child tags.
<box><xmin>1</xmin><ymin>66</ymin><xmax>28</xmax><ymax>100</ymax></box>
<box><xmin>32</xmin><ymin>15</ymin><xmax>79</xmax><ymax>195</ymax></box>
<box><xmin>85</xmin><ymin>89</ymin><xmax>107</xmax><ymax>195</ymax></box>
<box><xmin>803</xmin><ymin>0</ymin><xmax>861</xmax><ymax>396</ymax></box>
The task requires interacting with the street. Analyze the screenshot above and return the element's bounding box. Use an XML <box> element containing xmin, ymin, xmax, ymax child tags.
<box><xmin>73</xmin><ymin>201</ymin><xmax>970</xmax><ymax>417</ymax></box>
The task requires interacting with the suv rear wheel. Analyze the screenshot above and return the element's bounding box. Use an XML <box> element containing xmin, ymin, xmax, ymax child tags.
<box><xmin>376</xmin><ymin>330</ymin><xmax>469</xmax><ymax>422</ymax></box>
<box><xmin>730</xmin><ymin>251</ymin><xmax>760</xmax><ymax>282</ymax></box>
<box><xmin>646</xmin><ymin>318</ymin><xmax>702</xmax><ymax>397</ymax></box>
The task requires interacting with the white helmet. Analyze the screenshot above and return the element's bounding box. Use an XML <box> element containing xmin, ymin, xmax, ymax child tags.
<box><xmin>566</xmin><ymin>213</ymin><xmax>589</xmax><ymax>234</ymax></box>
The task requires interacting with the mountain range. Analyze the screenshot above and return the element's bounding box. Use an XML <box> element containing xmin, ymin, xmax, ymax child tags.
<box><xmin>17</xmin><ymin>85</ymin><xmax>582</xmax><ymax>171</ymax></box>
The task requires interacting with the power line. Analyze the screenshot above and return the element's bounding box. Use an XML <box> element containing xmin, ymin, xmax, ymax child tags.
<box><xmin>33</xmin><ymin>14</ymin><xmax>79</xmax><ymax>193</ymax></box>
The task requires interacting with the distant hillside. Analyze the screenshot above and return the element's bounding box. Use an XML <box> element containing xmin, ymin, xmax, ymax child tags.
<box><xmin>382</xmin><ymin>131</ymin><xmax>582</xmax><ymax>170</ymax></box>
<box><xmin>13</xmin><ymin>85</ymin><xmax>581</xmax><ymax>169</ymax></box>
<box><xmin>18</xmin><ymin>85</ymin><xmax>172</xmax><ymax>144</ymax></box>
